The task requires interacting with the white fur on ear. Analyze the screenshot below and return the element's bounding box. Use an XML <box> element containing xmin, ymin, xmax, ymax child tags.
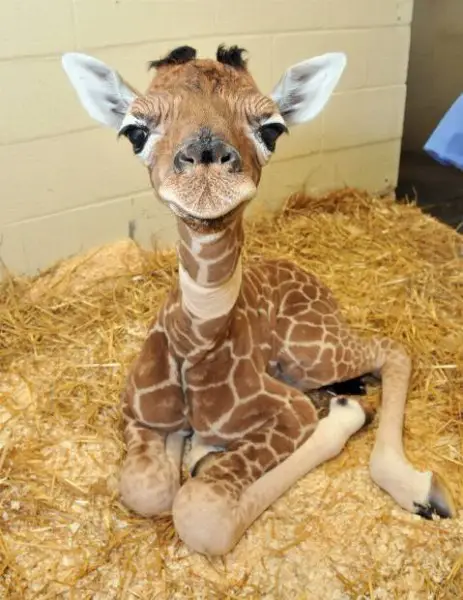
<box><xmin>62</xmin><ymin>52</ymin><xmax>136</xmax><ymax>130</ymax></box>
<box><xmin>270</xmin><ymin>53</ymin><xmax>347</xmax><ymax>126</ymax></box>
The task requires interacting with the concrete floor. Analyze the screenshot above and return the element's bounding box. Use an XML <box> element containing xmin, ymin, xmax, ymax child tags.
<box><xmin>396</xmin><ymin>151</ymin><xmax>463</xmax><ymax>231</ymax></box>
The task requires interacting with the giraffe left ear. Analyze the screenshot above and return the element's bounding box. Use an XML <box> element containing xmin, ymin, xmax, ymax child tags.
<box><xmin>270</xmin><ymin>53</ymin><xmax>346</xmax><ymax>126</ymax></box>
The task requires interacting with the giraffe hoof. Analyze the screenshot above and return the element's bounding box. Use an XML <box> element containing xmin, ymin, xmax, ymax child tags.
<box><xmin>414</xmin><ymin>473</ymin><xmax>456</xmax><ymax>519</ymax></box>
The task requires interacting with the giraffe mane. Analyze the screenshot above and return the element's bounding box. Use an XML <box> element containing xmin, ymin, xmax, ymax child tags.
<box><xmin>149</xmin><ymin>45</ymin><xmax>197</xmax><ymax>69</ymax></box>
<box><xmin>216</xmin><ymin>45</ymin><xmax>248</xmax><ymax>69</ymax></box>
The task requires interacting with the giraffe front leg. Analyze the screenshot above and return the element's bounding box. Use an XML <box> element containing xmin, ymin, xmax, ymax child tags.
<box><xmin>119</xmin><ymin>405</ymin><xmax>185</xmax><ymax>516</ymax></box>
<box><xmin>172</xmin><ymin>396</ymin><xmax>371</xmax><ymax>556</ymax></box>
<box><xmin>119</xmin><ymin>325</ymin><xmax>187</xmax><ymax>516</ymax></box>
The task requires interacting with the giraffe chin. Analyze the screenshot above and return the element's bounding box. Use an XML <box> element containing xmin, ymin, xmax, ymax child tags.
<box><xmin>158</xmin><ymin>176</ymin><xmax>257</xmax><ymax>231</ymax></box>
<box><xmin>166</xmin><ymin>198</ymin><xmax>249</xmax><ymax>233</ymax></box>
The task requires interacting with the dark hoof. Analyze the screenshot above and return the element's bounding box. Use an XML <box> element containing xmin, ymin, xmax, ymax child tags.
<box><xmin>414</xmin><ymin>474</ymin><xmax>456</xmax><ymax>519</ymax></box>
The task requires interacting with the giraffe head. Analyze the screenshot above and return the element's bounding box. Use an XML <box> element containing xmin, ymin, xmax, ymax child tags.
<box><xmin>62</xmin><ymin>45</ymin><xmax>345</xmax><ymax>231</ymax></box>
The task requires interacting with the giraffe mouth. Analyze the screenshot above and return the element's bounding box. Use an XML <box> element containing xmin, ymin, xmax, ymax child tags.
<box><xmin>158</xmin><ymin>170</ymin><xmax>257</xmax><ymax>222</ymax></box>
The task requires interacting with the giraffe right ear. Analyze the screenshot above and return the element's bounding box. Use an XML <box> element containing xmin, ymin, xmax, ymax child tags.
<box><xmin>62</xmin><ymin>53</ymin><xmax>137</xmax><ymax>130</ymax></box>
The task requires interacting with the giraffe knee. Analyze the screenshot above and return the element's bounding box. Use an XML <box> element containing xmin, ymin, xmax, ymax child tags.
<box><xmin>119</xmin><ymin>457</ymin><xmax>179</xmax><ymax>517</ymax></box>
<box><xmin>172</xmin><ymin>479</ymin><xmax>239</xmax><ymax>556</ymax></box>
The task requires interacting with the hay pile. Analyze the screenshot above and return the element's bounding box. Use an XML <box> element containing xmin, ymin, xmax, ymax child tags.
<box><xmin>1</xmin><ymin>189</ymin><xmax>462</xmax><ymax>599</ymax></box>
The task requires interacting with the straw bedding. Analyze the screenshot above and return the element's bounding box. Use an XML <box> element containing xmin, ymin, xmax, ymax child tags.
<box><xmin>0</xmin><ymin>189</ymin><xmax>462</xmax><ymax>599</ymax></box>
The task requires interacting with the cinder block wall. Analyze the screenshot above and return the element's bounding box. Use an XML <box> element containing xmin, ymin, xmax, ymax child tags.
<box><xmin>403</xmin><ymin>0</ymin><xmax>463</xmax><ymax>151</ymax></box>
<box><xmin>0</xmin><ymin>0</ymin><xmax>413</xmax><ymax>276</ymax></box>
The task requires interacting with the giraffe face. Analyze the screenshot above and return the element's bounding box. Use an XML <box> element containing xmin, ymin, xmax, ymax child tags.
<box><xmin>62</xmin><ymin>46</ymin><xmax>346</xmax><ymax>229</ymax></box>
<box><xmin>125</xmin><ymin>46</ymin><xmax>285</xmax><ymax>226</ymax></box>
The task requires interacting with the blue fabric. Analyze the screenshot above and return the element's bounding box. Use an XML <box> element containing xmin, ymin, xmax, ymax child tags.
<box><xmin>424</xmin><ymin>93</ymin><xmax>463</xmax><ymax>171</ymax></box>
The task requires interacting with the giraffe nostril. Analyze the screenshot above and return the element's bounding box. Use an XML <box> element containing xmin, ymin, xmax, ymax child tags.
<box><xmin>174</xmin><ymin>139</ymin><xmax>242</xmax><ymax>173</ymax></box>
<box><xmin>174</xmin><ymin>150</ymin><xmax>196</xmax><ymax>172</ymax></box>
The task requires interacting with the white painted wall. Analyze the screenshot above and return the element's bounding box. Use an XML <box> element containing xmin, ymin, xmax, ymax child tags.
<box><xmin>0</xmin><ymin>0</ymin><xmax>413</xmax><ymax>276</ymax></box>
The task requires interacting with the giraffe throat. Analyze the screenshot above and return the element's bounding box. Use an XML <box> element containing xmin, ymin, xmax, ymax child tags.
<box><xmin>179</xmin><ymin>257</ymin><xmax>242</xmax><ymax>320</ymax></box>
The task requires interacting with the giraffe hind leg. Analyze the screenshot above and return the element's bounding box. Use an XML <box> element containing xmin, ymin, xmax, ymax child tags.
<box><xmin>282</xmin><ymin>315</ymin><xmax>456</xmax><ymax>519</ymax></box>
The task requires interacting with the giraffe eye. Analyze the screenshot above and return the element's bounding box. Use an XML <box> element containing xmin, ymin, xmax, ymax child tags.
<box><xmin>120</xmin><ymin>125</ymin><xmax>149</xmax><ymax>154</ymax></box>
<box><xmin>258</xmin><ymin>122</ymin><xmax>288</xmax><ymax>152</ymax></box>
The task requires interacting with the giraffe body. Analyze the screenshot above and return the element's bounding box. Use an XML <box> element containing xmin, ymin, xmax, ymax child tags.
<box><xmin>62</xmin><ymin>44</ymin><xmax>456</xmax><ymax>556</ymax></box>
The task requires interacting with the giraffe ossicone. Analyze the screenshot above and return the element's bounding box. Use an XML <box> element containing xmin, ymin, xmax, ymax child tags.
<box><xmin>62</xmin><ymin>45</ymin><xmax>456</xmax><ymax>555</ymax></box>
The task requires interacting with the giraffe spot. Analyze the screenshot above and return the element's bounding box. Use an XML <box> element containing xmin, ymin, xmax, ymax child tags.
<box><xmin>323</xmin><ymin>314</ymin><xmax>340</xmax><ymax>328</ymax></box>
<box><xmin>291</xmin><ymin>398</ymin><xmax>318</xmax><ymax>426</ymax></box>
<box><xmin>132</xmin><ymin>331</ymin><xmax>173</xmax><ymax>388</ymax></box>
<box><xmin>220</xmin><ymin>396</ymin><xmax>281</xmax><ymax>434</ymax></box>
<box><xmin>323</xmin><ymin>332</ymin><xmax>340</xmax><ymax>348</ymax></box>
<box><xmin>289</xmin><ymin>322</ymin><xmax>324</xmax><ymax>344</ymax></box>
<box><xmin>285</xmin><ymin>343</ymin><xmax>321</xmax><ymax>366</ymax></box>
<box><xmin>320</xmin><ymin>346</ymin><xmax>335</xmax><ymax>364</ymax></box>
<box><xmin>277</xmin><ymin>264</ymin><xmax>296</xmax><ymax>282</ymax></box>
<box><xmin>232</xmin><ymin>358</ymin><xmax>262</xmax><ymax>397</ymax></box>
<box><xmin>301</xmin><ymin>283</ymin><xmax>319</xmax><ymax>300</ymax></box>
<box><xmin>219</xmin><ymin>452</ymin><xmax>247</xmax><ymax>475</ymax></box>
<box><xmin>190</xmin><ymin>383</ymin><xmax>235</xmax><ymax>430</ymax></box>
<box><xmin>311</xmin><ymin>300</ymin><xmax>330</xmax><ymax>315</ymax></box>
<box><xmin>196</xmin><ymin>317</ymin><xmax>230</xmax><ymax>342</ymax></box>
<box><xmin>270</xmin><ymin>431</ymin><xmax>294</xmax><ymax>456</ymax></box>
<box><xmin>293</xmin><ymin>268</ymin><xmax>313</xmax><ymax>284</ymax></box>
<box><xmin>282</xmin><ymin>289</ymin><xmax>309</xmax><ymax>309</ymax></box>
<box><xmin>137</xmin><ymin>442</ymin><xmax>149</xmax><ymax>454</ymax></box>
<box><xmin>207</xmin><ymin>251</ymin><xmax>238</xmax><ymax>284</ymax></box>
<box><xmin>309</xmin><ymin>354</ymin><xmax>336</xmax><ymax>383</ymax></box>
<box><xmin>264</xmin><ymin>265</ymin><xmax>280</xmax><ymax>288</ymax></box>
<box><xmin>278</xmin><ymin>404</ymin><xmax>303</xmax><ymax>434</ymax></box>
<box><xmin>136</xmin><ymin>384</ymin><xmax>185</xmax><ymax>427</ymax></box>
<box><xmin>178</xmin><ymin>243</ymin><xmax>199</xmax><ymax>279</ymax></box>
<box><xmin>230</xmin><ymin>315</ymin><xmax>252</xmax><ymax>357</ymax></box>
<box><xmin>257</xmin><ymin>447</ymin><xmax>277</xmax><ymax>469</ymax></box>
<box><xmin>247</xmin><ymin>431</ymin><xmax>268</xmax><ymax>445</ymax></box>
<box><xmin>276</xmin><ymin>316</ymin><xmax>293</xmax><ymax>339</ymax></box>
<box><xmin>197</xmin><ymin>232</ymin><xmax>229</xmax><ymax>260</ymax></box>
<box><xmin>284</xmin><ymin>303</ymin><xmax>311</xmax><ymax>317</ymax></box>
<box><xmin>177</xmin><ymin>219</ymin><xmax>192</xmax><ymax>244</ymax></box>
<box><xmin>250</xmin><ymin>463</ymin><xmax>263</xmax><ymax>478</ymax></box>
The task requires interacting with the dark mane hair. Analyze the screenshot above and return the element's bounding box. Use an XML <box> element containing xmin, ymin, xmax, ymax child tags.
<box><xmin>149</xmin><ymin>46</ymin><xmax>197</xmax><ymax>69</ymax></box>
<box><xmin>216</xmin><ymin>45</ymin><xmax>248</xmax><ymax>69</ymax></box>
<box><xmin>148</xmin><ymin>44</ymin><xmax>248</xmax><ymax>71</ymax></box>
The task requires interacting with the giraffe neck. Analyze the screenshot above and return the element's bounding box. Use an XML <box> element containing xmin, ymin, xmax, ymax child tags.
<box><xmin>176</xmin><ymin>217</ymin><xmax>244</xmax><ymax>322</ymax></box>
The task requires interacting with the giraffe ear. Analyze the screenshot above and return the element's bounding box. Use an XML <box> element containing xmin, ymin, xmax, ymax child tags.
<box><xmin>270</xmin><ymin>53</ymin><xmax>346</xmax><ymax>126</ymax></box>
<box><xmin>62</xmin><ymin>53</ymin><xmax>137</xmax><ymax>130</ymax></box>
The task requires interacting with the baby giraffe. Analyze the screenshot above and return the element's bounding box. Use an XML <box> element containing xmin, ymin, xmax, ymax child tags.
<box><xmin>62</xmin><ymin>45</ymin><xmax>455</xmax><ymax>555</ymax></box>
